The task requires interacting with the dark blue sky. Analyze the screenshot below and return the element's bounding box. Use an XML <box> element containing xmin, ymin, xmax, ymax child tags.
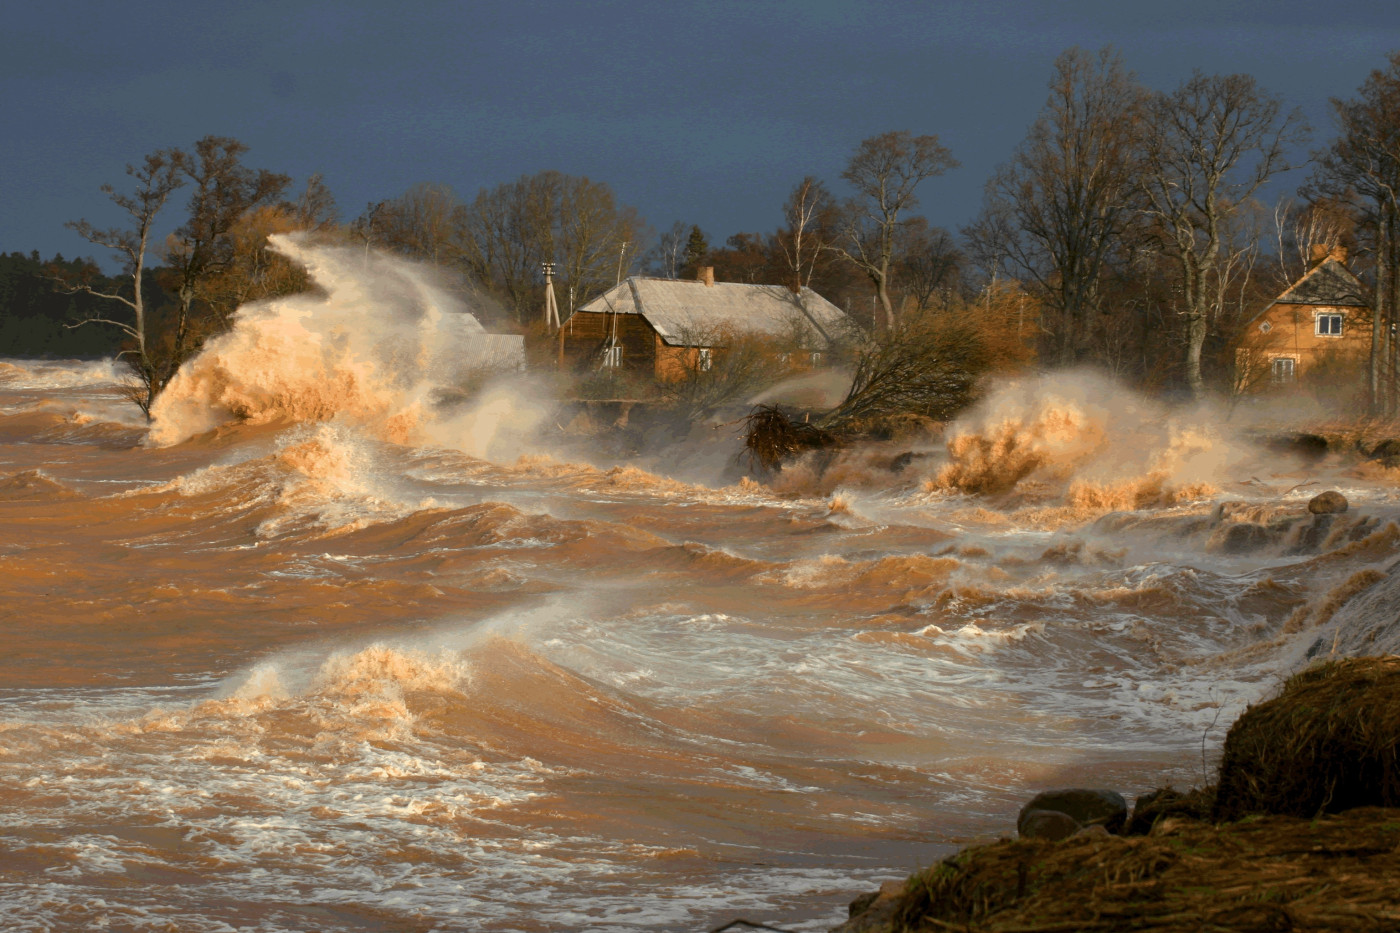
<box><xmin>5</xmin><ymin>0</ymin><xmax>1400</xmax><ymax>266</ymax></box>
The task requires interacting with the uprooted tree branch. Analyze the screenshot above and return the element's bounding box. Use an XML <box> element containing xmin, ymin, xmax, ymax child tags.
<box><xmin>744</xmin><ymin>310</ymin><xmax>990</xmax><ymax>471</ymax></box>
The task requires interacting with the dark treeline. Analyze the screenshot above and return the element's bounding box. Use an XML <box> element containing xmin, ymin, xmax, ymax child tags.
<box><xmin>0</xmin><ymin>252</ymin><xmax>142</xmax><ymax>357</ymax></box>
<box><xmin>7</xmin><ymin>47</ymin><xmax>1400</xmax><ymax>419</ymax></box>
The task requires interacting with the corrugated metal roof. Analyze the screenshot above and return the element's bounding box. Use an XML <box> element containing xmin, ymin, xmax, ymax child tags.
<box><xmin>575</xmin><ymin>277</ymin><xmax>852</xmax><ymax>348</ymax></box>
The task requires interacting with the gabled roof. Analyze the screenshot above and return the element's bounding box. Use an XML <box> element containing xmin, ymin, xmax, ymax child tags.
<box><xmin>574</xmin><ymin>277</ymin><xmax>852</xmax><ymax>348</ymax></box>
<box><xmin>1271</xmin><ymin>259</ymin><xmax>1370</xmax><ymax>308</ymax></box>
<box><xmin>1247</xmin><ymin>258</ymin><xmax>1370</xmax><ymax>327</ymax></box>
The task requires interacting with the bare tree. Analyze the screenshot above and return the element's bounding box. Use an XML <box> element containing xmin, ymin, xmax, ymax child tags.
<box><xmin>288</xmin><ymin>173</ymin><xmax>340</xmax><ymax>232</ymax></box>
<box><xmin>777</xmin><ymin>176</ymin><xmax>835</xmax><ymax>288</ymax></box>
<box><xmin>371</xmin><ymin>181</ymin><xmax>464</xmax><ymax>267</ymax></box>
<box><xmin>977</xmin><ymin>47</ymin><xmax>1145</xmax><ymax>365</ymax></box>
<box><xmin>555</xmin><ymin>174</ymin><xmax>647</xmax><ymax>300</ymax></box>
<box><xmin>832</xmin><ymin>131</ymin><xmax>958</xmax><ymax>330</ymax></box>
<box><xmin>1140</xmin><ymin>71</ymin><xmax>1307</xmax><ymax>398</ymax></box>
<box><xmin>1274</xmin><ymin>199</ymin><xmax>1344</xmax><ymax>284</ymax></box>
<box><xmin>458</xmin><ymin>172</ymin><xmax>646</xmax><ymax>324</ymax></box>
<box><xmin>895</xmin><ymin>218</ymin><xmax>962</xmax><ymax>313</ymax></box>
<box><xmin>1310</xmin><ymin>52</ymin><xmax>1400</xmax><ymax>413</ymax></box>
<box><xmin>653</xmin><ymin>221</ymin><xmax>690</xmax><ymax>279</ymax></box>
<box><xmin>165</xmin><ymin>136</ymin><xmax>289</xmax><ymax>372</ymax></box>
<box><xmin>63</xmin><ymin>150</ymin><xmax>183</xmax><ymax>416</ymax></box>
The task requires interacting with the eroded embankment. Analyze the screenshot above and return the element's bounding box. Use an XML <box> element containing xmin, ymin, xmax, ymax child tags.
<box><xmin>835</xmin><ymin>657</ymin><xmax>1400</xmax><ymax>933</ymax></box>
<box><xmin>838</xmin><ymin>808</ymin><xmax>1400</xmax><ymax>933</ymax></box>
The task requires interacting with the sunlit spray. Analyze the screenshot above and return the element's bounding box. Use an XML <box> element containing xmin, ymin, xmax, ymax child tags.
<box><xmin>148</xmin><ymin>234</ymin><xmax>533</xmax><ymax>454</ymax></box>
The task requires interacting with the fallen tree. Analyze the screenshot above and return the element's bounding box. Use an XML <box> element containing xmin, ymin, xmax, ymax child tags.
<box><xmin>744</xmin><ymin>312</ymin><xmax>988</xmax><ymax>471</ymax></box>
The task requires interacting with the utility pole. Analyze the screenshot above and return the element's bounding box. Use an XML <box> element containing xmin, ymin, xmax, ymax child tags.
<box><xmin>541</xmin><ymin>261</ymin><xmax>560</xmax><ymax>333</ymax></box>
<box><xmin>616</xmin><ymin>241</ymin><xmax>629</xmax><ymax>286</ymax></box>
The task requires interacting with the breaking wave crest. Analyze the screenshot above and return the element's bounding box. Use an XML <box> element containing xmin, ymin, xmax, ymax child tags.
<box><xmin>147</xmin><ymin>235</ymin><xmax>536</xmax><ymax>453</ymax></box>
<box><xmin>931</xmin><ymin>373</ymin><xmax>1239</xmax><ymax>510</ymax></box>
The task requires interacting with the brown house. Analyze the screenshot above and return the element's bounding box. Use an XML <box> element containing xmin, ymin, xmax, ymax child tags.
<box><xmin>558</xmin><ymin>268</ymin><xmax>852</xmax><ymax>381</ymax></box>
<box><xmin>1235</xmin><ymin>247</ymin><xmax>1372</xmax><ymax>397</ymax></box>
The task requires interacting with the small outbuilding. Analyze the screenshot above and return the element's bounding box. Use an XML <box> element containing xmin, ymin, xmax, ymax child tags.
<box><xmin>1235</xmin><ymin>246</ymin><xmax>1371</xmax><ymax>396</ymax></box>
<box><xmin>559</xmin><ymin>268</ymin><xmax>851</xmax><ymax>381</ymax></box>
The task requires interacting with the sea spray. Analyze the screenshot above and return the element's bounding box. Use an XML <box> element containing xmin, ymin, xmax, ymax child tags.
<box><xmin>148</xmin><ymin>234</ymin><xmax>529</xmax><ymax>450</ymax></box>
<box><xmin>933</xmin><ymin>371</ymin><xmax>1243</xmax><ymax>504</ymax></box>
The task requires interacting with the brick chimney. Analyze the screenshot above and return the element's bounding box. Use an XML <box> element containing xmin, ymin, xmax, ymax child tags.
<box><xmin>696</xmin><ymin>266</ymin><xmax>714</xmax><ymax>287</ymax></box>
<box><xmin>1328</xmin><ymin>245</ymin><xmax>1349</xmax><ymax>265</ymax></box>
<box><xmin>1309</xmin><ymin>243</ymin><xmax>1329</xmax><ymax>266</ymax></box>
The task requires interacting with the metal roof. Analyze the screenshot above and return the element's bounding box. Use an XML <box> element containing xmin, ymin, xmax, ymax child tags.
<box><xmin>1271</xmin><ymin>259</ymin><xmax>1370</xmax><ymax>308</ymax></box>
<box><xmin>575</xmin><ymin>277</ymin><xmax>853</xmax><ymax>348</ymax></box>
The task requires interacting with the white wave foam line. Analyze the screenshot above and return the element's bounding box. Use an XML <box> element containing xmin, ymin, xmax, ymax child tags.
<box><xmin>0</xmin><ymin>358</ymin><xmax>123</xmax><ymax>389</ymax></box>
<box><xmin>1</xmin><ymin>701</ymin><xmax>885</xmax><ymax>933</ymax></box>
<box><xmin>135</xmin><ymin>423</ymin><xmax>442</xmax><ymax>537</ymax></box>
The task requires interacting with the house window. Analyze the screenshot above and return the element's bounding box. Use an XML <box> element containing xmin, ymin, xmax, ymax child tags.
<box><xmin>697</xmin><ymin>348</ymin><xmax>713</xmax><ymax>372</ymax></box>
<box><xmin>1272</xmin><ymin>357</ymin><xmax>1296</xmax><ymax>384</ymax></box>
<box><xmin>1258</xmin><ymin>321</ymin><xmax>1272</xmax><ymax>334</ymax></box>
<box><xmin>601</xmin><ymin>341</ymin><xmax>622</xmax><ymax>369</ymax></box>
<box><xmin>808</xmin><ymin>351</ymin><xmax>823</xmax><ymax>367</ymax></box>
<box><xmin>1316</xmin><ymin>313</ymin><xmax>1344</xmax><ymax>336</ymax></box>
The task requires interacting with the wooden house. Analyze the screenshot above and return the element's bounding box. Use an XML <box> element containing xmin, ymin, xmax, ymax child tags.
<box><xmin>558</xmin><ymin>267</ymin><xmax>851</xmax><ymax>381</ymax></box>
<box><xmin>1235</xmin><ymin>247</ymin><xmax>1371</xmax><ymax>396</ymax></box>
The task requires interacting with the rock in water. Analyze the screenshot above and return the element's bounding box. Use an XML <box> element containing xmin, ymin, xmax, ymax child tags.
<box><xmin>836</xmin><ymin>879</ymin><xmax>907</xmax><ymax>933</ymax></box>
<box><xmin>1308</xmin><ymin>490</ymin><xmax>1348</xmax><ymax>514</ymax></box>
<box><xmin>1217</xmin><ymin>522</ymin><xmax>1271</xmax><ymax>554</ymax></box>
<box><xmin>1017</xmin><ymin>788</ymin><xmax>1127</xmax><ymax>836</ymax></box>
<box><xmin>1369</xmin><ymin>438</ymin><xmax>1400</xmax><ymax>467</ymax></box>
<box><xmin>1018</xmin><ymin>808</ymin><xmax>1081</xmax><ymax>840</ymax></box>
<box><xmin>1125</xmin><ymin>786</ymin><xmax>1215</xmax><ymax>835</ymax></box>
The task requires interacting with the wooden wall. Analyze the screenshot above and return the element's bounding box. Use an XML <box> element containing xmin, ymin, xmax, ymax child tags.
<box><xmin>559</xmin><ymin>311</ymin><xmax>659</xmax><ymax>375</ymax></box>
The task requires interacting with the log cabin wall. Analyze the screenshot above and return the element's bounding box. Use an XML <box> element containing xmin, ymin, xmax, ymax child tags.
<box><xmin>559</xmin><ymin>311</ymin><xmax>659</xmax><ymax>374</ymax></box>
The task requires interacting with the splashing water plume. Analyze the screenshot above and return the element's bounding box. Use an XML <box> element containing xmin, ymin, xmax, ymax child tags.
<box><xmin>149</xmin><ymin>234</ymin><xmax>526</xmax><ymax>450</ymax></box>
<box><xmin>933</xmin><ymin>372</ymin><xmax>1240</xmax><ymax>507</ymax></box>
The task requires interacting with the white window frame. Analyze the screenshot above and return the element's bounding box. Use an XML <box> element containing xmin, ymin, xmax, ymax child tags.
<box><xmin>1271</xmin><ymin>356</ymin><xmax>1297</xmax><ymax>384</ymax></box>
<box><xmin>1315</xmin><ymin>312</ymin><xmax>1344</xmax><ymax>337</ymax></box>
<box><xmin>601</xmin><ymin>341</ymin><xmax>622</xmax><ymax>370</ymax></box>
<box><xmin>808</xmin><ymin>351</ymin><xmax>823</xmax><ymax>367</ymax></box>
<box><xmin>697</xmin><ymin>347</ymin><xmax>713</xmax><ymax>372</ymax></box>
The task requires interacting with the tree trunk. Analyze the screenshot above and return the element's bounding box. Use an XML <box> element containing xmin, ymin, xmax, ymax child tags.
<box><xmin>1184</xmin><ymin>311</ymin><xmax>1207</xmax><ymax>398</ymax></box>
<box><xmin>1372</xmin><ymin>211</ymin><xmax>1390</xmax><ymax>414</ymax></box>
<box><xmin>875</xmin><ymin>273</ymin><xmax>895</xmax><ymax>331</ymax></box>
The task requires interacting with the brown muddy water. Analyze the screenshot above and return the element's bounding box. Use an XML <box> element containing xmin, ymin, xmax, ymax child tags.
<box><xmin>2</xmin><ymin>238</ymin><xmax>1398</xmax><ymax>933</ymax></box>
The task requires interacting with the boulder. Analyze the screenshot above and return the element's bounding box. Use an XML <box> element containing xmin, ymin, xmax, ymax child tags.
<box><xmin>1018</xmin><ymin>788</ymin><xmax>1127</xmax><ymax>836</ymax></box>
<box><xmin>888</xmin><ymin>451</ymin><xmax>930</xmax><ymax>474</ymax></box>
<box><xmin>836</xmin><ymin>879</ymin><xmax>906</xmax><ymax>933</ymax></box>
<box><xmin>1217</xmin><ymin>521</ymin><xmax>1271</xmax><ymax>554</ymax></box>
<box><xmin>1289</xmin><ymin>514</ymin><xmax>1336</xmax><ymax>554</ymax></box>
<box><xmin>1125</xmin><ymin>786</ymin><xmax>1215</xmax><ymax>835</ymax></box>
<box><xmin>1307</xmin><ymin>490</ymin><xmax>1348</xmax><ymax>514</ymax></box>
<box><xmin>1018</xmin><ymin>808</ymin><xmax>1081</xmax><ymax>841</ymax></box>
<box><xmin>1266</xmin><ymin>432</ymin><xmax>1329</xmax><ymax>462</ymax></box>
<box><xmin>1369</xmin><ymin>438</ymin><xmax>1400</xmax><ymax>468</ymax></box>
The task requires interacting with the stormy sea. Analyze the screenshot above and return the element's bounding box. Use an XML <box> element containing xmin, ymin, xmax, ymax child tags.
<box><xmin>3</xmin><ymin>238</ymin><xmax>1397</xmax><ymax>932</ymax></box>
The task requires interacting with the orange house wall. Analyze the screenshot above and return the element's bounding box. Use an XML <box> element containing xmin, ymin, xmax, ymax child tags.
<box><xmin>1237</xmin><ymin>302</ymin><xmax>1371</xmax><ymax>387</ymax></box>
